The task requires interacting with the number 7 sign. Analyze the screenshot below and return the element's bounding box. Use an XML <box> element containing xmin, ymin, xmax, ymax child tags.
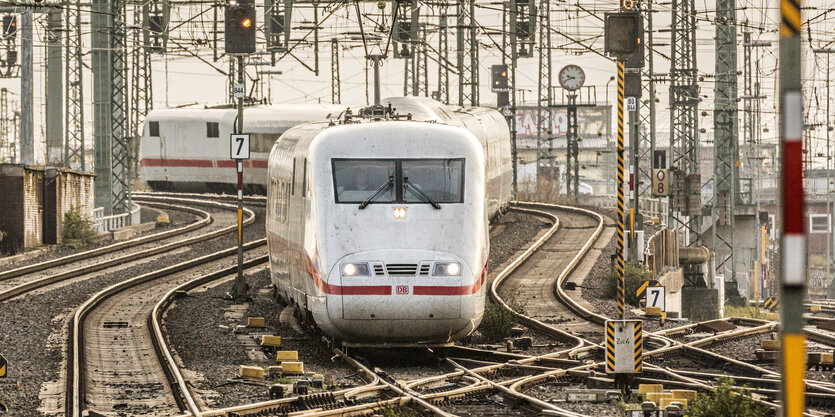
<box><xmin>646</xmin><ymin>286</ymin><xmax>665</xmax><ymax>311</ymax></box>
<box><xmin>230</xmin><ymin>134</ymin><xmax>250</xmax><ymax>160</ymax></box>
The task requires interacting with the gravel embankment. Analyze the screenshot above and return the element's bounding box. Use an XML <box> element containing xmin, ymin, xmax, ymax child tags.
<box><xmin>164</xmin><ymin>269</ymin><xmax>359</xmax><ymax>409</ymax></box>
<box><xmin>488</xmin><ymin>211</ymin><xmax>552</xmax><ymax>273</ymax></box>
<box><xmin>0</xmin><ymin>206</ymin><xmax>264</xmax><ymax>416</ymax></box>
<box><xmin>526</xmin><ymin>383</ymin><xmax>622</xmax><ymax>416</ymax></box>
<box><xmin>0</xmin><ymin>206</ymin><xmax>196</xmax><ymax>272</ymax></box>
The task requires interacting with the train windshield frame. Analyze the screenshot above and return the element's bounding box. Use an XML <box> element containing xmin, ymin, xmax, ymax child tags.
<box><xmin>332</xmin><ymin>158</ymin><xmax>465</xmax><ymax>205</ymax></box>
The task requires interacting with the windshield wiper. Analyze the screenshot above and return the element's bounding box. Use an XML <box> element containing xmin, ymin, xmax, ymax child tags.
<box><xmin>359</xmin><ymin>176</ymin><xmax>394</xmax><ymax>209</ymax></box>
<box><xmin>403</xmin><ymin>177</ymin><xmax>441</xmax><ymax>209</ymax></box>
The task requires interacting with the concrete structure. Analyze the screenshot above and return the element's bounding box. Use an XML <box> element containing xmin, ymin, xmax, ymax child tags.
<box><xmin>0</xmin><ymin>164</ymin><xmax>95</xmax><ymax>254</ymax></box>
<box><xmin>0</xmin><ymin>164</ymin><xmax>44</xmax><ymax>254</ymax></box>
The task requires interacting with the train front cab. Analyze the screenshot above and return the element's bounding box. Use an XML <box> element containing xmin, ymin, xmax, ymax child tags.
<box><xmin>308</xmin><ymin>123</ymin><xmax>489</xmax><ymax>346</ymax></box>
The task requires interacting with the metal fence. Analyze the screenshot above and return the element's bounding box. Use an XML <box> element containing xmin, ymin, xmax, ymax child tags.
<box><xmin>93</xmin><ymin>203</ymin><xmax>141</xmax><ymax>233</ymax></box>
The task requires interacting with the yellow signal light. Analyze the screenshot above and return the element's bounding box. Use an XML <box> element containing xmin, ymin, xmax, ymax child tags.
<box><xmin>241</xmin><ymin>18</ymin><xmax>252</xmax><ymax>28</ymax></box>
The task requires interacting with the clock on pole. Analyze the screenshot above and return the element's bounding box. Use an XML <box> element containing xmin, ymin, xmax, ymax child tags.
<box><xmin>558</xmin><ymin>65</ymin><xmax>586</xmax><ymax>91</ymax></box>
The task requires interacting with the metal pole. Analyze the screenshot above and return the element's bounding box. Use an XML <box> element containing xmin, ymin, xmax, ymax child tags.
<box><xmin>232</xmin><ymin>55</ymin><xmax>249</xmax><ymax>301</ymax></box>
<box><xmin>617</xmin><ymin>61</ymin><xmax>626</xmax><ymax>319</ymax></box>
<box><xmin>19</xmin><ymin>9</ymin><xmax>33</xmax><ymax>165</ymax></box>
<box><xmin>370</xmin><ymin>55</ymin><xmax>381</xmax><ymax>106</ymax></box>
<box><xmin>46</xmin><ymin>8</ymin><xmax>63</xmax><ymax>166</ymax></box>
<box><xmin>630</xmin><ymin>101</ymin><xmax>640</xmax><ymax>261</ymax></box>
<box><xmin>778</xmin><ymin>0</ymin><xmax>805</xmax><ymax>415</ymax></box>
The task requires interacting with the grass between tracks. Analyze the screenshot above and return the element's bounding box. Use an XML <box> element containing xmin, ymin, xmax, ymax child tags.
<box><xmin>723</xmin><ymin>304</ymin><xmax>769</xmax><ymax>319</ymax></box>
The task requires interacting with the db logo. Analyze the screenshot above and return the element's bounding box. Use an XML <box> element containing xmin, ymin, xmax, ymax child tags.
<box><xmin>396</xmin><ymin>285</ymin><xmax>410</xmax><ymax>295</ymax></box>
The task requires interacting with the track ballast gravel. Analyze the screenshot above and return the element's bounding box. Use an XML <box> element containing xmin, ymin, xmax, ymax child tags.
<box><xmin>0</xmin><ymin>205</ymin><xmax>264</xmax><ymax>416</ymax></box>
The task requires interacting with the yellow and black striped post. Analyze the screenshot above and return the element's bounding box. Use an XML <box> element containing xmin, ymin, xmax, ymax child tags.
<box><xmin>779</xmin><ymin>0</ymin><xmax>805</xmax><ymax>416</ymax></box>
<box><xmin>616</xmin><ymin>60</ymin><xmax>626</xmax><ymax>320</ymax></box>
<box><xmin>605</xmin><ymin>321</ymin><xmax>615</xmax><ymax>373</ymax></box>
<box><xmin>634</xmin><ymin>321</ymin><xmax>643</xmax><ymax>372</ymax></box>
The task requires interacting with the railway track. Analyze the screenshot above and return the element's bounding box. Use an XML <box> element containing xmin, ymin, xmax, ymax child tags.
<box><xmin>107</xmin><ymin>200</ymin><xmax>834</xmax><ymax>416</ymax></box>
<box><xmin>64</xmin><ymin>197</ymin><xmax>261</xmax><ymax>416</ymax></box>
<box><xmin>0</xmin><ymin>199</ymin><xmax>211</xmax><ymax>300</ymax></box>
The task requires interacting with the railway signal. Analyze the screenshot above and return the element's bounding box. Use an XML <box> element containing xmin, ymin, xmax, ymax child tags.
<box><xmin>491</xmin><ymin>64</ymin><xmax>509</xmax><ymax>92</ymax></box>
<box><xmin>225</xmin><ymin>0</ymin><xmax>256</xmax><ymax>54</ymax></box>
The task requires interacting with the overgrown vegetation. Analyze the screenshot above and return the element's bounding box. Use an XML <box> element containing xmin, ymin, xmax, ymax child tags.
<box><xmin>601</xmin><ymin>262</ymin><xmax>654</xmax><ymax>306</ymax></box>
<box><xmin>62</xmin><ymin>206</ymin><xmax>96</xmax><ymax>243</ymax></box>
<box><xmin>476</xmin><ymin>300</ymin><xmax>520</xmax><ymax>343</ymax></box>
<box><xmin>272</xmin><ymin>377</ymin><xmax>293</xmax><ymax>384</ymax></box>
<box><xmin>723</xmin><ymin>304</ymin><xmax>768</xmax><ymax>319</ymax></box>
<box><xmin>686</xmin><ymin>378</ymin><xmax>770</xmax><ymax>417</ymax></box>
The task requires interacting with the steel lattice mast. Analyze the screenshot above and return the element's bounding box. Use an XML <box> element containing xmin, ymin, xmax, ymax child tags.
<box><xmin>668</xmin><ymin>0</ymin><xmax>700</xmax><ymax>245</ymax></box>
<box><xmin>638</xmin><ymin>0</ymin><xmax>656</xmax><ymax>198</ymax></box>
<box><xmin>711</xmin><ymin>0</ymin><xmax>739</xmax><ymax>286</ymax></box>
<box><xmin>111</xmin><ymin>0</ymin><xmax>132</xmax><ymax>214</ymax></box>
<box><xmin>456</xmin><ymin>0</ymin><xmax>478</xmax><ymax>106</ymax></box>
<box><xmin>331</xmin><ymin>38</ymin><xmax>340</xmax><ymax>104</ymax></box>
<box><xmin>436</xmin><ymin>6</ymin><xmax>449</xmax><ymax>104</ymax></box>
<box><xmin>535</xmin><ymin>0</ymin><xmax>552</xmax><ymax>183</ymax></box>
<box><xmin>131</xmin><ymin>0</ymin><xmax>153</xmax><ymax>177</ymax></box>
<box><xmin>65</xmin><ymin>0</ymin><xmax>85</xmax><ymax>170</ymax></box>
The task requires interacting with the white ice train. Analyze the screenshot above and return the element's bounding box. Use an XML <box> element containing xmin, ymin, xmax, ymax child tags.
<box><xmin>138</xmin><ymin>104</ymin><xmax>343</xmax><ymax>193</ymax></box>
<box><xmin>267</xmin><ymin>97</ymin><xmax>513</xmax><ymax>345</ymax></box>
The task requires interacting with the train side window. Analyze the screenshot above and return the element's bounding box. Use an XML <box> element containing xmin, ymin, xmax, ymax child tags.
<box><xmin>148</xmin><ymin>121</ymin><xmax>159</xmax><ymax>137</ymax></box>
<box><xmin>206</xmin><ymin>122</ymin><xmax>219</xmax><ymax>138</ymax></box>
<box><xmin>291</xmin><ymin>159</ymin><xmax>296</xmax><ymax>196</ymax></box>
<box><xmin>283</xmin><ymin>181</ymin><xmax>290</xmax><ymax>223</ymax></box>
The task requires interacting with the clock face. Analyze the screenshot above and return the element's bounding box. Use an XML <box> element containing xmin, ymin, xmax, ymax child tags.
<box><xmin>559</xmin><ymin>65</ymin><xmax>585</xmax><ymax>91</ymax></box>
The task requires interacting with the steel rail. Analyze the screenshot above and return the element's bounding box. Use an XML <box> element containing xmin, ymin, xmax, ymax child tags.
<box><xmin>0</xmin><ymin>200</ymin><xmax>210</xmax><ymax>282</ymax></box>
<box><xmin>68</xmin><ymin>237</ymin><xmax>265</xmax><ymax>417</ymax></box>
<box><xmin>150</xmin><ymin>254</ymin><xmax>271</xmax><ymax>416</ymax></box>
<box><xmin>67</xmin><ymin>200</ymin><xmax>258</xmax><ymax>417</ymax></box>
<box><xmin>0</xmin><ymin>202</ymin><xmax>214</xmax><ymax>302</ymax></box>
<box><xmin>0</xmin><ymin>198</ymin><xmax>255</xmax><ymax>302</ymax></box>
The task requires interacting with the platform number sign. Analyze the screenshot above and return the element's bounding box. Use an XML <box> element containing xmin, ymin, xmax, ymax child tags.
<box><xmin>651</xmin><ymin>168</ymin><xmax>670</xmax><ymax>197</ymax></box>
<box><xmin>605</xmin><ymin>320</ymin><xmax>642</xmax><ymax>374</ymax></box>
<box><xmin>230</xmin><ymin>134</ymin><xmax>250</xmax><ymax>160</ymax></box>
<box><xmin>0</xmin><ymin>352</ymin><xmax>7</xmax><ymax>378</ymax></box>
<box><xmin>646</xmin><ymin>286</ymin><xmax>665</xmax><ymax>311</ymax></box>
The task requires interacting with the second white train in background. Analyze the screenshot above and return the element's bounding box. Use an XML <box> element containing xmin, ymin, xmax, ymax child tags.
<box><xmin>267</xmin><ymin>97</ymin><xmax>512</xmax><ymax>346</ymax></box>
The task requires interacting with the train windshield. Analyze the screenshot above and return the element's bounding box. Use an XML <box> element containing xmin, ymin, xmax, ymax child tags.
<box><xmin>402</xmin><ymin>159</ymin><xmax>464</xmax><ymax>204</ymax></box>
<box><xmin>333</xmin><ymin>160</ymin><xmax>397</xmax><ymax>203</ymax></box>
<box><xmin>332</xmin><ymin>159</ymin><xmax>464</xmax><ymax>205</ymax></box>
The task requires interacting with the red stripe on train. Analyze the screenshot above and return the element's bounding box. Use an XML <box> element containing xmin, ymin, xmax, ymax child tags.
<box><xmin>140</xmin><ymin>158</ymin><xmax>267</xmax><ymax>169</ymax></box>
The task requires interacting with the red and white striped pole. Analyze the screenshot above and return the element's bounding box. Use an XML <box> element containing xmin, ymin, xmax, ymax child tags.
<box><xmin>779</xmin><ymin>0</ymin><xmax>806</xmax><ymax>413</ymax></box>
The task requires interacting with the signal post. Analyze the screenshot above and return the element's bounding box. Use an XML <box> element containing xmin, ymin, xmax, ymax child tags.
<box><xmin>225</xmin><ymin>0</ymin><xmax>256</xmax><ymax>300</ymax></box>
<box><xmin>604</xmin><ymin>4</ymin><xmax>643</xmax><ymax>395</ymax></box>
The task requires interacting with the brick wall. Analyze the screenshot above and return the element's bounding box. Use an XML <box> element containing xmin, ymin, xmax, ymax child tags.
<box><xmin>23</xmin><ymin>168</ymin><xmax>44</xmax><ymax>248</ymax></box>
<box><xmin>0</xmin><ymin>166</ymin><xmax>24</xmax><ymax>254</ymax></box>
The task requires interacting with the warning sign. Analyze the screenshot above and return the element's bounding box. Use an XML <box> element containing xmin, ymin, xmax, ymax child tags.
<box><xmin>605</xmin><ymin>320</ymin><xmax>642</xmax><ymax>374</ymax></box>
<box><xmin>0</xmin><ymin>353</ymin><xmax>6</xmax><ymax>378</ymax></box>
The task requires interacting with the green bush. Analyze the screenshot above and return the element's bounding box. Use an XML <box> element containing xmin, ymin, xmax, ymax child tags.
<box><xmin>477</xmin><ymin>300</ymin><xmax>519</xmax><ymax>343</ymax></box>
<box><xmin>686</xmin><ymin>378</ymin><xmax>769</xmax><ymax>417</ymax></box>
<box><xmin>601</xmin><ymin>262</ymin><xmax>654</xmax><ymax>307</ymax></box>
<box><xmin>62</xmin><ymin>206</ymin><xmax>96</xmax><ymax>242</ymax></box>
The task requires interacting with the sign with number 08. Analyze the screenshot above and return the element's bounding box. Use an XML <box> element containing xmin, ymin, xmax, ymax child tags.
<box><xmin>651</xmin><ymin>168</ymin><xmax>670</xmax><ymax>197</ymax></box>
<box><xmin>230</xmin><ymin>134</ymin><xmax>250</xmax><ymax>160</ymax></box>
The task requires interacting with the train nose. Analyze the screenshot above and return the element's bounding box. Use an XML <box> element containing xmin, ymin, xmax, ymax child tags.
<box><xmin>324</xmin><ymin>250</ymin><xmax>484</xmax><ymax>343</ymax></box>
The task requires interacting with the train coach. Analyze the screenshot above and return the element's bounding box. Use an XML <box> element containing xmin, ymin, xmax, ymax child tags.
<box><xmin>138</xmin><ymin>104</ymin><xmax>343</xmax><ymax>194</ymax></box>
<box><xmin>267</xmin><ymin>97</ymin><xmax>512</xmax><ymax>346</ymax></box>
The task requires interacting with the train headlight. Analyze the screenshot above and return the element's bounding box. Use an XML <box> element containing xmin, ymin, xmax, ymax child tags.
<box><xmin>433</xmin><ymin>262</ymin><xmax>461</xmax><ymax>276</ymax></box>
<box><xmin>393</xmin><ymin>208</ymin><xmax>407</xmax><ymax>219</ymax></box>
<box><xmin>342</xmin><ymin>262</ymin><xmax>370</xmax><ymax>277</ymax></box>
